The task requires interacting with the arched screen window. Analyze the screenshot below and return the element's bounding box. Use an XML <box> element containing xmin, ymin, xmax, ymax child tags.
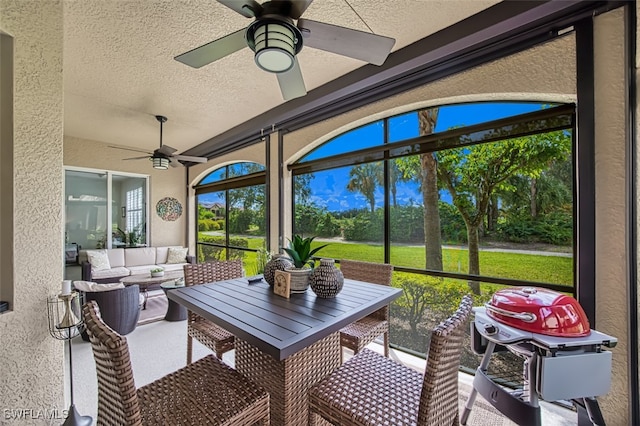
<box><xmin>194</xmin><ymin>162</ymin><xmax>267</xmax><ymax>274</ymax></box>
<box><xmin>289</xmin><ymin>101</ymin><xmax>575</xmax><ymax>359</ymax></box>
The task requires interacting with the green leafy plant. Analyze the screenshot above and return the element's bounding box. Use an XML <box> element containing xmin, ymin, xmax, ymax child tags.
<box><xmin>150</xmin><ymin>267</ymin><xmax>164</xmax><ymax>273</ymax></box>
<box><xmin>283</xmin><ymin>235</ymin><xmax>328</xmax><ymax>269</ymax></box>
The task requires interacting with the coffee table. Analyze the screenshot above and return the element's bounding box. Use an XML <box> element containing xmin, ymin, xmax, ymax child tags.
<box><xmin>160</xmin><ymin>281</ymin><xmax>186</xmax><ymax>321</ymax></box>
<box><xmin>120</xmin><ymin>270</ymin><xmax>184</xmax><ymax>310</ymax></box>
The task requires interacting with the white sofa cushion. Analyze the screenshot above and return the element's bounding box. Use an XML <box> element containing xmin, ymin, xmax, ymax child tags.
<box><xmin>125</xmin><ymin>247</ymin><xmax>156</xmax><ymax>267</ymax></box>
<box><xmin>157</xmin><ymin>263</ymin><xmax>186</xmax><ymax>272</ymax></box>
<box><xmin>166</xmin><ymin>247</ymin><xmax>188</xmax><ymax>264</ymax></box>
<box><xmin>107</xmin><ymin>248</ymin><xmax>125</xmax><ymax>268</ymax></box>
<box><xmin>73</xmin><ymin>281</ymin><xmax>125</xmax><ymax>292</ymax></box>
<box><xmin>156</xmin><ymin>246</ymin><xmax>182</xmax><ymax>264</ymax></box>
<box><xmin>128</xmin><ymin>265</ymin><xmax>158</xmax><ymax>276</ymax></box>
<box><xmin>86</xmin><ymin>250</ymin><xmax>111</xmax><ymax>271</ymax></box>
<box><xmin>91</xmin><ymin>266</ymin><xmax>130</xmax><ymax>280</ymax></box>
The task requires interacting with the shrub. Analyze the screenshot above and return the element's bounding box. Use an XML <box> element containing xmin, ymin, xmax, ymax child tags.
<box><xmin>497</xmin><ymin>216</ymin><xmax>536</xmax><ymax>243</ymax></box>
<box><xmin>315</xmin><ymin>212</ymin><xmax>340</xmax><ymax>237</ymax></box>
<box><xmin>198</xmin><ymin>219</ymin><xmax>220</xmax><ymax>232</ymax></box>
<box><xmin>197</xmin><ymin>234</ymin><xmax>248</xmax><ymax>263</ymax></box>
<box><xmin>343</xmin><ymin>213</ymin><xmax>383</xmax><ymax>242</ymax></box>
<box><xmin>533</xmin><ymin>212</ymin><xmax>572</xmax><ymax>245</ymax></box>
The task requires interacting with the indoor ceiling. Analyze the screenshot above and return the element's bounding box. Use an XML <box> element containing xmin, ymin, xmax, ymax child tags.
<box><xmin>63</xmin><ymin>0</ymin><xmax>500</xmax><ymax>162</ymax></box>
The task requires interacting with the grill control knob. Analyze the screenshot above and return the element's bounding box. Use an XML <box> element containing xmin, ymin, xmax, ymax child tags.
<box><xmin>484</xmin><ymin>324</ymin><xmax>498</xmax><ymax>336</ymax></box>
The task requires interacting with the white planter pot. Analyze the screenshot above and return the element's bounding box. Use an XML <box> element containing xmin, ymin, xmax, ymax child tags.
<box><xmin>286</xmin><ymin>268</ymin><xmax>312</xmax><ymax>293</ymax></box>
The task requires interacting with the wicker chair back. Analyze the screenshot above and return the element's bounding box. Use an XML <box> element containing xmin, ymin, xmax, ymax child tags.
<box><xmin>82</xmin><ymin>300</ymin><xmax>143</xmax><ymax>426</ymax></box>
<box><xmin>183</xmin><ymin>259</ymin><xmax>243</xmax><ymax>363</ymax></box>
<box><xmin>418</xmin><ymin>294</ymin><xmax>473</xmax><ymax>425</ymax></box>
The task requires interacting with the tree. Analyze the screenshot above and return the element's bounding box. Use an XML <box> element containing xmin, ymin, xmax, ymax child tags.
<box><xmin>346</xmin><ymin>163</ymin><xmax>382</xmax><ymax>213</ymax></box>
<box><xmin>436</xmin><ymin>130</ymin><xmax>571</xmax><ymax>294</ymax></box>
<box><xmin>417</xmin><ymin>108</ymin><xmax>443</xmax><ymax>271</ymax></box>
<box><xmin>391</xmin><ymin>108</ymin><xmax>444</xmax><ymax>270</ymax></box>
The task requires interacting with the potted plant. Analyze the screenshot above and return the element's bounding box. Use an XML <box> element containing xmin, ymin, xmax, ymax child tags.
<box><xmin>283</xmin><ymin>235</ymin><xmax>328</xmax><ymax>293</ymax></box>
<box><xmin>150</xmin><ymin>267</ymin><xmax>164</xmax><ymax>278</ymax></box>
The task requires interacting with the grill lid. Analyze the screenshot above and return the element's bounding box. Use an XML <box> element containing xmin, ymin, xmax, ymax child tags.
<box><xmin>485</xmin><ymin>287</ymin><xmax>590</xmax><ymax>337</ymax></box>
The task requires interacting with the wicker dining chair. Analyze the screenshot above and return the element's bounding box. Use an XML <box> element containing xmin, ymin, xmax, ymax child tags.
<box><xmin>339</xmin><ymin>259</ymin><xmax>394</xmax><ymax>362</ymax></box>
<box><xmin>309</xmin><ymin>295</ymin><xmax>473</xmax><ymax>426</ymax></box>
<box><xmin>184</xmin><ymin>259</ymin><xmax>243</xmax><ymax>364</ymax></box>
<box><xmin>82</xmin><ymin>300</ymin><xmax>270</xmax><ymax>426</ymax></box>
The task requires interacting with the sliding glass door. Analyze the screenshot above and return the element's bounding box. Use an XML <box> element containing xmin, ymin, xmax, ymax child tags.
<box><xmin>65</xmin><ymin>168</ymin><xmax>148</xmax><ymax>256</ymax></box>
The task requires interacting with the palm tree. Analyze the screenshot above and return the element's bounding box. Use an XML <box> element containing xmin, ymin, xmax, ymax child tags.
<box><xmin>346</xmin><ymin>163</ymin><xmax>382</xmax><ymax>213</ymax></box>
<box><xmin>418</xmin><ymin>108</ymin><xmax>443</xmax><ymax>271</ymax></box>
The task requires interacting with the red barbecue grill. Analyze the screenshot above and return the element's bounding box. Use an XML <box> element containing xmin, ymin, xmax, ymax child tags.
<box><xmin>461</xmin><ymin>287</ymin><xmax>617</xmax><ymax>426</ymax></box>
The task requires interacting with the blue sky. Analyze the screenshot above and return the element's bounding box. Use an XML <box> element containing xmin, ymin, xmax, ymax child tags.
<box><xmin>304</xmin><ymin>102</ymin><xmax>548</xmax><ymax>212</ymax></box>
<box><xmin>199</xmin><ymin>102</ymin><xmax>550</xmax><ymax>211</ymax></box>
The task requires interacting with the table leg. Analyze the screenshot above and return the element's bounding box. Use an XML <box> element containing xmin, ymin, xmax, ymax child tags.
<box><xmin>235</xmin><ymin>332</ymin><xmax>340</xmax><ymax>426</ymax></box>
<box><xmin>141</xmin><ymin>287</ymin><xmax>148</xmax><ymax>310</ymax></box>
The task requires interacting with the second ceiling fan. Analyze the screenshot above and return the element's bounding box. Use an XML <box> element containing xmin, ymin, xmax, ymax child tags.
<box><xmin>111</xmin><ymin>115</ymin><xmax>208</xmax><ymax>170</ymax></box>
<box><xmin>174</xmin><ymin>0</ymin><xmax>396</xmax><ymax>100</ymax></box>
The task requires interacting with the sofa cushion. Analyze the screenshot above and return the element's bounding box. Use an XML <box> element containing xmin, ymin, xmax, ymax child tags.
<box><xmin>91</xmin><ymin>266</ymin><xmax>130</xmax><ymax>280</ymax></box>
<box><xmin>107</xmin><ymin>248</ymin><xmax>125</xmax><ymax>268</ymax></box>
<box><xmin>166</xmin><ymin>247</ymin><xmax>188</xmax><ymax>264</ymax></box>
<box><xmin>127</xmin><ymin>265</ymin><xmax>159</xmax><ymax>276</ymax></box>
<box><xmin>157</xmin><ymin>263</ymin><xmax>186</xmax><ymax>272</ymax></box>
<box><xmin>86</xmin><ymin>250</ymin><xmax>111</xmax><ymax>271</ymax></box>
<box><xmin>156</xmin><ymin>246</ymin><xmax>182</xmax><ymax>264</ymax></box>
<box><xmin>125</xmin><ymin>247</ymin><xmax>157</xmax><ymax>267</ymax></box>
<box><xmin>74</xmin><ymin>281</ymin><xmax>125</xmax><ymax>292</ymax></box>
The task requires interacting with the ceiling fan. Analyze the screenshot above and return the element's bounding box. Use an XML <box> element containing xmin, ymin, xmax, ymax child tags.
<box><xmin>110</xmin><ymin>115</ymin><xmax>208</xmax><ymax>170</ymax></box>
<box><xmin>174</xmin><ymin>0</ymin><xmax>396</xmax><ymax>100</ymax></box>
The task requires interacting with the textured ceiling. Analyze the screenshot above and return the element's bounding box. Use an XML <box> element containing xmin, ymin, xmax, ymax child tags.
<box><xmin>63</xmin><ymin>0</ymin><xmax>498</xmax><ymax>159</ymax></box>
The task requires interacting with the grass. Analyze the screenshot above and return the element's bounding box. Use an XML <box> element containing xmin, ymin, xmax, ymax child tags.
<box><xmin>317</xmin><ymin>242</ymin><xmax>572</xmax><ymax>286</ymax></box>
<box><xmin>199</xmin><ymin>234</ymin><xmax>573</xmax><ymax>287</ymax></box>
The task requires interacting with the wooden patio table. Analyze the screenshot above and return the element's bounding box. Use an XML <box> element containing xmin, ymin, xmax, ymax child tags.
<box><xmin>167</xmin><ymin>276</ymin><xmax>402</xmax><ymax>425</ymax></box>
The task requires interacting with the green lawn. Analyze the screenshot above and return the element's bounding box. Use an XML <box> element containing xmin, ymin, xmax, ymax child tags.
<box><xmin>317</xmin><ymin>242</ymin><xmax>572</xmax><ymax>286</ymax></box>
<box><xmin>200</xmin><ymin>234</ymin><xmax>573</xmax><ymax>287</ymax></box>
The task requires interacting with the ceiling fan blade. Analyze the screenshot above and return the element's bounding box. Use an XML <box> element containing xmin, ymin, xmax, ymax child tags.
<box><xmin>169</xmin><ymin>158</ymin><xmax>183</xmax><ymax>168</ymax></box>
<box><xmin>217</xmin><ymin>0</ymin><xmax>262</xmax><ymax>18</ymax></box>
<box><xmin>123</xmin><ymin>156</ymin><xmax>150</xmax><ymax>161</ymax></box>
<box><xmin>175</xmin><ymin>28</ymin><xmax>247</xmax><ymax>69</ymax></box>
<box><xmin>157</xmin><ymin>145</ymin><xmax>178</xmax><ymax>156</ymax></box>
<box><xmin>298</xmin><ymin>18</ymin><xmax>395</xmax><ymax>66</ymax></box>
<box><xmin>174</xmin><ymin>154</ymin><xmax>208</xmax><ymax>163</ymax></box>
<box><xmin>276</xmin><ymin>58</ymin><xmax>306</xmax><ymax>100</ymax></box>
<box><xmin>109</xmin><ymin>145</ymin><xmax>152</xmax><ymax>155</ymax></box>
<box><xmin>287</xmin><ymin>0</ymin><xmax>314</xmax><ymax>19</ymax></box>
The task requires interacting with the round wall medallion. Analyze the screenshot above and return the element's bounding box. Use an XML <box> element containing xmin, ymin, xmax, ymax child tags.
<box><xmin>156</xmin><ymin>197</ymin><xmax>182</xmax><ymax>221</ymax></box>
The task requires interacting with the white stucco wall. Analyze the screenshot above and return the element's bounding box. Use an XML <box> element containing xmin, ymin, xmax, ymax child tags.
<box><xmin>64</xmin><ymin>135</ymin><xmax>188</xmax><ymax>248</ymax></box>
<box><xmin>0</xmin><ymin>0</ymin><xmax>66</xmax><ymax>422</ymax></box>
<box><xmin>593</xmin><ymin>8</ymin><xmax>629</xmax><ymax>423</ymax></box>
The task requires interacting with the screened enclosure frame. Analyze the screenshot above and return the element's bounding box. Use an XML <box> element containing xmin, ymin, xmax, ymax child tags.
<box><xmin>289</xmin><ymin>102</ymin><xmax>577</xmax><ymax>294</ymax></box>
<box><xmin>194</xmin><ymin>165</ymin><xmax>267</xmax><ymax>262</ymax></box>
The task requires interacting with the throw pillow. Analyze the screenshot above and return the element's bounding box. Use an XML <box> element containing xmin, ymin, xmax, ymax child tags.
<box><xmin>166</xmin><ymin>247</ymin><xmax>188</xmax><ymax>264</ymax></box>
<box><xmin>73</xmin><ymin>281</ymin><xmax>124</xmax><ymax>292</ymax></box>
<box><xmin>87</xmin><ymin>250</ymin><xmax>111</xmax><ymax>271</ymax></box>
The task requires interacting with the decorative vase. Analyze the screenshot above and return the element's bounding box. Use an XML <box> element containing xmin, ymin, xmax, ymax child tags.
<box><xmin>286</xmin><ymin>267</ymin><xmax>312</xmax><ymax>293</ymax></box>
<box><xmin>264</xmin><ymin>254</ymin><xmax>294</xmax><ymax>287</ymax></box>
<box><xmin>309</xmin><ymin>258</ymin><xmax>344</xmax><ymax>298</ymax></box>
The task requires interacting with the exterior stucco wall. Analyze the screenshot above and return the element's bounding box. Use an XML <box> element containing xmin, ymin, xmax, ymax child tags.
<box><xmin>593</xmin><ymin>8</ymin><xmax>629</xmax><ymax>423</ymax></box>
<box><xmin>64</xmin><ymin>135</ymin><xmax>187</xmax><ymax>247</ymax></box>
<box><xmin>0</xmin><ymin>0</ymin><xmax>66</xmax><ymax>422</ymax></box>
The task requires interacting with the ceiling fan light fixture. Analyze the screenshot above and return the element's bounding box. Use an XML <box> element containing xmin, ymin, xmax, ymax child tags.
<box><xmin>249</xmin><ymin>20</ymin><xmax>300</xmax><ymax>73</ymax></box>
<box><xmin>152</xmin><ymin>156</ymin><xmax>170</xmax><ymax>170</ymax></box>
